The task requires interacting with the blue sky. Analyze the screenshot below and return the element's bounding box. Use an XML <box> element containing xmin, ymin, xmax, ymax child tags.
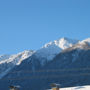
<box><xmin>0</xmin><ymin>0</ymin><xmax>90</xmax><ymax>54</ymax></box>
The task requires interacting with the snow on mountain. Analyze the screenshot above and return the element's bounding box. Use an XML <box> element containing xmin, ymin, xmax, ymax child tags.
<box><xmin>0</xmin><ymin>50</ymin><xmax>35</xmax><ymax>65</ymax></box>
<box><xmin>0</xmin><ymin>55</ymin><xmax>10</xmax><ymax>61</ymax></box>
<box><xmin>35</xmin><ymin>37</ymin><xmax>79</xmax><ymax>65</ymax></box>
<box><xmin>80</xmin><ymin>38</ymin><xmax>90</xmax><ymax>45</ymax></box>
<box><xmin>69</xmin><ymin>38</ymin><xmax>90</xmax><ymax>50</ymax></box>
<box><xmin>0</xmin><ymin>50</ymin><xmax>35</xmax><ymax>79</ymax></box>
<box><xmin>11</xmin><ymin>50</ymin><xmax>35</xmax><ymax>65</ymax></box>
<box><xmin>43</xmin><ymin>37</ymin><xmax>79</xmax><ymax>50</ymax></box>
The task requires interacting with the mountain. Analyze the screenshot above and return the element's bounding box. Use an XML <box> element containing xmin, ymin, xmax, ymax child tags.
<box><xmin>0</xmin><ymin>37</ymin><xmax>90</xmax><ymax>90</ymax></box>
<box><xmin>0</xmin><ymin>50</ymin><xmax>35</xmax><ymax>79</ymax></box>
<box><xmin>34</xmin><ymin>37</ymin><xmax>79</xmax><ymax>65</ymax></box>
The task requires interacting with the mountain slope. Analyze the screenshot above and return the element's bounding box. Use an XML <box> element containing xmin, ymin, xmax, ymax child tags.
<box><xmin>0</xmin><ymin>50</ymin><xmax>35</xmax><ymax>79</ymax></box>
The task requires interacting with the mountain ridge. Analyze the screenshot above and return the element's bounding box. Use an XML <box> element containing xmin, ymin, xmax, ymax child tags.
<box><xmin>0</xmin><ymin>37</ymin><xmax>90</xmax><ymax>90</ymax></box>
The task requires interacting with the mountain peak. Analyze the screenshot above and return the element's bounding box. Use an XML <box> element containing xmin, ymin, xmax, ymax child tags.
<box><xmin>80</xmin><ymin>38</ymin><xmax>90</xmax><ymax>45</ymax></box>
<box><xmin>35</xmin><ymin>37</ymin><xmax>79</xmax><ymax>65</ymax></box>
<box><xmin>55</xmin><ymin>37</ymin><xmax>79</xmax><ymax>49</ymax></box>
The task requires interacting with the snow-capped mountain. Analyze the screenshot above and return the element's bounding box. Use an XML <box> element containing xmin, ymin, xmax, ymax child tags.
<box><xmin>0</xmin><ymin>50</ymin><xmax>35</xmax><ymax>79</ymax></box>
<box><xmin>34</xmin><ymin>37</ymin><xmax>79</xmax><ymax>65</ymax></box>
<box><xmin>0</xmin><ymin>37</ymin><xmax>90</xmax><ymax>90</ymax></box>
<box><xmin>0</xmin><ymin>37</ymin><xmax>90</xmax><ymax>77</ymax></box>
